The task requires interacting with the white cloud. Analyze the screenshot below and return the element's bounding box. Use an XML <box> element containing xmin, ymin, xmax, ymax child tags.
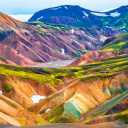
<box><xmin>10</xmin><ymin>14</ymin><xmax>33</xmax><ymax>22</ymax></box>
<box><xmin>0</xmin><ymin>0</ymin><xmax>127</xmax><ymax>16</ymax></box>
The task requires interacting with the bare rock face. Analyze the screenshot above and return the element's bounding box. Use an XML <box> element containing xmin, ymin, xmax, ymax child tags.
<box><xmin>0</xmin><ymin>112</ymin><xmax>20</xmax><ymax>126</ymax></box>
<box><xmin>0</xmin><ymin>93</ymin><xmax>23</xmax><ymax>126</ymax></box>
<box><xmin>69</xmin><ymin>50</ymin><xmax>117</xmax><ymax>67</ymax></box>
<box><xmin>0</xmin><ymin>75</ymin><xmax>55</xmax><ymax>126</ymax></box>
<box><xmin>0</xmin><ymin>76</ymin><xmax>57</xmax><ymax>108</ymax></box>
<box><xmin>0</xmin><ymin>93</ymin><xmax>48</xmax><ymax>126</ymax></box>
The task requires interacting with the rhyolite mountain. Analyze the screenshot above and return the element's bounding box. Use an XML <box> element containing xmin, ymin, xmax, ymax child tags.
<box><xmin>69</xmin><ymin>32</ymin><xmax>128</xmax><ymax>67</ymax></box>
<box><xmin>0</xmin><ymin>27</ymin><xmax>128</xmax><ymax>126</ymax></box>
<box><xmin>0</xmin><ymin>11</ymin><xmax>117</xmax><ymax>65</ymax></box>
<box><xmin>29</xmin><ymin>5</ymin><xmax>128</xmax><ymax>30</ymax></box>
<box><xmin>0</xmin><ymin>46</ymin><xmax>128</xmax><ymax>126</ymax></box>
<box><xmin>0</xmin><ymin>8</ymin><xmax>127</xmax><ymax>66</ymax></box>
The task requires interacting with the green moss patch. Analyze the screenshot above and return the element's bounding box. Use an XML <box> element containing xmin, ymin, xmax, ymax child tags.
<box><xmin>2</xmin><ymin>83</ymin><xmax>14</xmax><ymax>92</ymax></box>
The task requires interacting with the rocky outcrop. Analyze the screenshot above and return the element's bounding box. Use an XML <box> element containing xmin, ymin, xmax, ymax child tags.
<box><xmin>0</xmin><ymin>12</ymin><xmax>119</xmax><ymax>66</ymax></box>
<box><xmin>0</xmin><ymin>93</ymin><xmax>23</xmax><ymax>126</ymax></box>
<box><xmin>29</xmin><ymin>72</ymin><xmax>128</xmax><ymax>123</ymax></box>
<box><xmin>0</xmin><ymin>94</ymin><xmax>49</xmax><ymax>126</ymax></box>
<box><xmin>0</xmin><ymin>112</ymin><xmax>20</xmax><ymax>126</ymax></box>
<box><xmin>0</xmin><ymin>75</ymin><xmax>53</xmax><ymax>126</ymax></box>
<box><xmin>84</xmin><ymin>109</ymin><xmax>128</xmax><ymax>125</ymax></box>
<box><xmin>68</xmin><ymin>50</ymin><xmax>117</xmax><ymax>67</ymax></box>
<box><xmin>0</xmin><ymin>75</ymin><xmax>57</xmax><ymax>108</ymax></box>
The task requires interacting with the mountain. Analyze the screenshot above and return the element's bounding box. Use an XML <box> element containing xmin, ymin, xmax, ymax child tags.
<box><xmin>28</xmin><ymin>52</ymin><xmax>128</xmax><ymax>124</ymax></box>
<box><xmin>0</xmin><ymin>12</ymin><xmax>115</xmax><ymax>65</ymax></box>
<box><xmin>69</xmin><ymin>33</ymin><xmax>128</xmax><ymax>67</ymax></box>
<box><xmin>0</xmin><ymin>49</ymin><xmax>128</xmax><ymax>126</ymax></box>
<box><xmin>0</xmin><ymin>5</ymin><xmax>128</xmax><ymax>128</ymax></box>
<box><xmin>29</xmin><ymin>5</ymin><xmax>128</xmax><ymax>31</ymax></box>
<box><xmin>29</xmin><ymin>5</ymin><xmax>100</xmax><ymax>28</ymax></box>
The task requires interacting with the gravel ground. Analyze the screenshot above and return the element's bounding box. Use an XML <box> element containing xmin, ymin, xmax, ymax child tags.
<box><xmin>32</xmin><ymin>60</ymin><xmax>75</xmax><ymax>68</ymax></box>
<box><xmin>0</xmin><ymin>122</ymin><xmax>127</xmax><ymax>128</ymax></box>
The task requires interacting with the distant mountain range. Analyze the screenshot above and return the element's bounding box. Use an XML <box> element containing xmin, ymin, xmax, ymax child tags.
<box><xmin>0</xmin><ymin>12</ymin><xmax>111</xmax><ymax>65</ymax></box>
<box><xmin>69</xmin><ymin>32</ymin><xmax>128</xmax><ymax>67</ymax></box>
<box><xmin>0</xmin><ymin>5</ymin><xmax>128</xmax><ymax>127</ymax></box>
<box><xmin>0</xmin><ymin>5</ymin><xmax>127</xmax><ymax>66</ymax></box>
<box><xmin>29</xmin><ymin>5</ymin><xmax>128</xmax><ymax>30</ymax></box>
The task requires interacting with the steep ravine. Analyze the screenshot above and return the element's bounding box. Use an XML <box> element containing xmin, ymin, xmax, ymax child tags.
<box><xmin>29</xmin><ymin>72</ymin><xmax>128</xmax><ymax>123</ymax></box>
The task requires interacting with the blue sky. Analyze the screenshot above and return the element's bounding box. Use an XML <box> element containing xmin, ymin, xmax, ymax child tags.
<box><xmin>0</xmin><ymin>0</ymin><xmax>128</xmax><ymax>21</ymax></box>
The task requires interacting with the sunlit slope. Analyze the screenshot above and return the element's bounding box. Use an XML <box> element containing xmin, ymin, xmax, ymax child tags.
<box><xmin>0</xmin><ymin>48</ymin><xmax>128</xmax><ymax>125</ymax></box>
<box><xmin>29</xmin><ymin>53</ymin><xmax>128</xmax><ymax>123</ymax></box>
<box><xmin>101</xmin><ymin>33</ymin><xmax>128</xmax><ymax>51</ymax></box>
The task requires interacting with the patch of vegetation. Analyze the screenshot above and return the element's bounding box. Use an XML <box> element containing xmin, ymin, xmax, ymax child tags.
<box><xmin>27</xmin><ymin>21</ymin><xmax>76</xmax><ymax>31</ymax></box>
<box><xmin>35</xmin><ymin>60</ymin><xmax>44</xmax><ymax>63</ymax></box>
<box><xmin>76</xmin><ymin>49</ymin><xmax>90</xmax><ymax>54</ymax></box>
<box><xmin>72</xmin><ymin>52</ymin><xmax>80</xmax><ymax>58</ymax></box>
<box><xmin>43</xmin><ymin>103</ymin><xmax>78</xmax><ymax>123</ymax></box>
<box><xmin>101</xmin><ymin>33</ymin><xmax>128</xmax><ymax>52</ymax></box>
<box><xmin>0</xmin><ymin>50</ymin><xmax>128</xmax><ymax>87</ymax></box>
<box><xmin>35</xmin><ymin>29</ymin><xmax>45</xmax><ymax>35</ymax></box>
<box><xmin>24</xmin><ymin>26</ymin><xmax>29</xmax><ymax>30</ymax></box>
<box><xmin>83</xmin><ymin>90</ymin><xmax>128</xmax><ymax>123</ymax></box>
<box><xmin>0</xmin><ymin>57</ymin><xmax>7</xmax><ymax>62</ymax></box>
<box><xmin>3</xmin><ymin>83</ymin><xmax>14</xmax><ymax>92</ymax></box>
<box><xmin>118</xmin><ymin>109</ymin><xmax>128</xmax><ymax>124</ymax></box>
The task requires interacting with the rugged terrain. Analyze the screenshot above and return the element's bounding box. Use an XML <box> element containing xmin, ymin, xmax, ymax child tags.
<box><xmin>29</xmin><ymin>5</ymin><xmax>128</xmax><ymax>31</ymax></box>
<box><xmin>69</xmin><ymin>32</ymin><xmax>128</xmax><ymax>66</ymax></box>
<box><xmin>0</xmin><ymin>12</ymin><xmax>112</xmax><ymax>66</ymax></box>
<box><xmin>0</xmin><ymin>4</ymin><xmax>128</xmax><ymax>128</ymax></box>
<box><xmin>0</xmin><ymin>45</ymin><xmax>128</xmax><ymax>126</ymax></box>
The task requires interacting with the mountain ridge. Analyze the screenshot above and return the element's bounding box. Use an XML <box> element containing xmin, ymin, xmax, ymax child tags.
<box><xmin>0</xmin><ymin>11</ymin><xmax>113</xmax><ymax>65</ymax></box>
<box><xmin>28</xmin><ymin>5</ymin><xmax>128</xmax><ymax>31</ymax></box>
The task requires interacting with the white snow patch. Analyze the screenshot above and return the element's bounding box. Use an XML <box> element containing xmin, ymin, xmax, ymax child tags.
<box><xmin>82</xmin><ymin>44</ymin><xmax>85</xmax><ymax>47</ymax></box>
<box><xmin>31</xmin><ymin>95</ymin><xmax>46</xmax><ymax>104</ymax></box>
<box><xmin>81</xmin><ymin>31</ymin><xmax>85</xmax><ymax>34</ymax></box>
<box><xmin>37</xmin><ymin>16</ymin><xmax>44</xmax><ymax>21</ymax></box>
<box><xmin>105</xmin><ymin>26</ymin><xmax>114</xmax><ymax>29</ymax></box>
<box><xmin>69</xmin><ymin>39</ymin><xmax>74</xmax><ymax>43</ymax></box>
<box><xmin>91</xmin><ymin>12</ymin><xmax>108</xmax><ymax>17</ymax></box>
<box><xmin>100</xmin><ymin>7</ymin><xmax>119</xmax><ymax>12</ymax></box>
<box><xmin>91</xmin><ymin>11</ymin><xmax>120</xmax><ymax>17</ymax></box>
<box><xmin>61</xmin><ymin>48</ymin><xmax>65</xmax><ymax>55</ymax></box>
<box><xmin>110</xmin><ymin>11</ymin><xmax>120</xmax><ymax>17</ymax></box>
<box><xmin>83</xmin><ymin>11</ymin><xmax>88</xmax><ymax>17</ymax></box>
<box><xmin>45</xmin><ymin>109</ymin><xmax>51</xmax><ymax>113</ymax></box>
<box><xmin>36</xmin><ymin>24</ymin><xmax>42</xmax><ymax>28</ymax></box>
<box><xmin>51</xmin><ymin>7</ymin><xmax>59</xmax><ymax>10</ymax></box>
<box><xmin>71</xmin><ymin>29</ymin><xmax>75</xmax><ymax>33</ymax></box>
<box><xmin>0</xmin><ymin>91</ymin><xmax>2</xmax><ymax>94</ymax></box>
<box><xmin>64</xmin><ymin>6</ymin><xmax>68</xmax><ymax>9</ymax></box>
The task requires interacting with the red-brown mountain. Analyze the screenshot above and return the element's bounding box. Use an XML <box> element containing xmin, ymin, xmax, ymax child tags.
<box><xmin>0</xmin><ymin>12</ymin><xmax>123</xmax><ymax>66</ymax></box>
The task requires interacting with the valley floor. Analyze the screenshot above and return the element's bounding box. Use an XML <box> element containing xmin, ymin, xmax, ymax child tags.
<box><xmin>0</xmin><ymin>121</ymin><xmax>127</xmax><ymax>128</ymax></box>
<box><xmin>31</xmin><ymin>60</ymin><xmax>75</xmax><ymax>68</ymax></box>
